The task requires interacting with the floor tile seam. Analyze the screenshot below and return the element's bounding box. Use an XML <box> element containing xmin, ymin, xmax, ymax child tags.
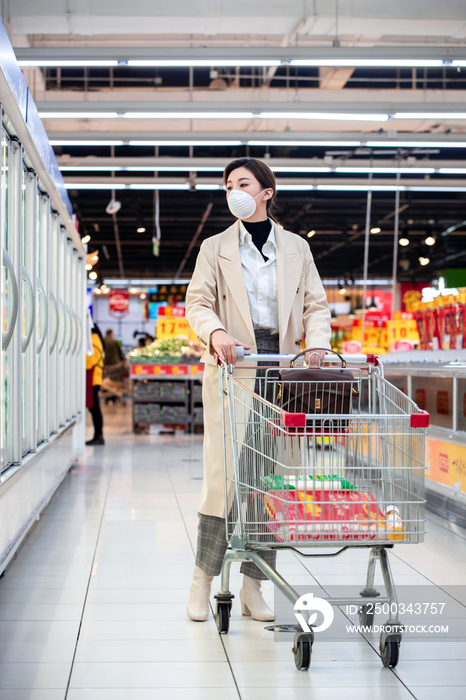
<box><xmin>425</xmin><ymin>515</ymin><xmax>466</xmax><ymax>542</ymax></box>
<box><xmin>390</xmin><ymin>550</ymin><xmax>466</xmax><ymax>608</ymax></box>
<box><xmin>272</xmin><ymin>570</ymin><xmax>418</xmax><ymax>695</ymax></box>
<box><xmin>63</xmin><ymin>443</ymin><xmax>121</xmax><ymax>700</ymax></box>
<box><xmin>164</xmin><ymin>453</ymin><xmax>242</xmax><ymax>699</ymax></box>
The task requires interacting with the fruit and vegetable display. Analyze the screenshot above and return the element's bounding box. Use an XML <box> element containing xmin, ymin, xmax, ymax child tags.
<box><xmin>127</xmin><ymin>336</ymin><xmax>205</xmax><ymax>364</ymax></box>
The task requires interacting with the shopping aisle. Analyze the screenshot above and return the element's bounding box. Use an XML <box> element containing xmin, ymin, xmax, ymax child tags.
<box><xmin>0</xmin><ymin>404</ymin><xmax>465</xmax><ymax>700</ymax></box>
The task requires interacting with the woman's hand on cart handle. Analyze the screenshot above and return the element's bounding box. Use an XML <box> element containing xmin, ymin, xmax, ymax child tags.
<box><xmin>305</xmin><ymin>349</ymin><xmax>327</xmax><ymax>366</ymax></box>
<box><xmin>211</xmin><ymin>329</ymin><xmax>251</xmax><ymax>366</ymax></box>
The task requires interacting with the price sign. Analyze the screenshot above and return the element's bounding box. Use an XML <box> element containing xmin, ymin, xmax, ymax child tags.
<box><xmin>156</xmin><ymin>316</ymin><xmax>196</xmax><ymax>339</ymax></box>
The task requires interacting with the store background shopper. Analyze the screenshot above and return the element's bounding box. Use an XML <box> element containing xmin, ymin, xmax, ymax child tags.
<box><xmin>185</xmin><ymin>157</ymin><xmax>332</xmax><ymax>623</ymax></box>
<box><xmin>103</xmin><ymin>328</ymin><xmax>123</xmax><ymax>366</ymax></box>
<box><xmin>86</xmin><ymin>321</ymin><xmax>105</xmax><ymax>446</ymax></box>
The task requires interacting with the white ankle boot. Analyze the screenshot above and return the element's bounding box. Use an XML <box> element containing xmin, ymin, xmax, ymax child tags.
<box><xmin>187</xmin><ymin>565</ymin><xmax>214</xmax><ymax>621</ymax></box>
<box><xmin>239</xmin><ymin>575</ymin><xmax>275</xmax><ymax>621</ymax></box>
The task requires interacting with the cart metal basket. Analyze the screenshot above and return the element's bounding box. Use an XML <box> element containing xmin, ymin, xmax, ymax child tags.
<box><xmin>214</xmin><ymin>351</ymin><xmax>428</xmax><ymax>671</ymax></box>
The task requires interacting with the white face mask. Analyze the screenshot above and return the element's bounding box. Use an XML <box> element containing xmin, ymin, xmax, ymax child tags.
<box><xmin>227</xmin><ymin>188</ymin><xmax>267</xmax><ymax>220</ymax></box>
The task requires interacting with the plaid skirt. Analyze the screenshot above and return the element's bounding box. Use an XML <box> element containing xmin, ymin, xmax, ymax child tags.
<box><xmin>195</xmin><ymin>329</ymin><xmax>279</xmax><ymax>580</ymax></box>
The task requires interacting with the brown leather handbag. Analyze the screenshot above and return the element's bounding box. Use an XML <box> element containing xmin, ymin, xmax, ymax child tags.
<box><xmin>276</xmin><ymin>348</ymin><xmax>357</xmax><ymax>425</ymax></box>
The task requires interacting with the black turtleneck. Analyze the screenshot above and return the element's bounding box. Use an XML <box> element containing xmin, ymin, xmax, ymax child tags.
<box><xmin>242</xmin><ymin>219</ymin><xmax>271</xmax><ymax>261</ymax></box>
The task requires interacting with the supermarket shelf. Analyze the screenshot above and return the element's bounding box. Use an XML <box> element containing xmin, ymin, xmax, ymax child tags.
<box><xmin>131</xmin><ymin>365</ymin><xmax>204</xmax><ymax>433</ymax></box>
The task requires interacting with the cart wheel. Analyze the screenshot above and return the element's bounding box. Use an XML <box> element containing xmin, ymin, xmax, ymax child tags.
<box><xmin>216</xmin><ymin>601</ymin><xmax>231</xmax><ymax>634</ymax></box>
<box><xmin>358</xmin><ymin>604</ymin><xmax>375</xmax><ymax>629</ymax></box>
<box><xmin>293</xmin><ymin>633</ymin><xmax>313</xmax><ymax>671</ymax></box>
<box><xmin>380</xmin><ymin>636</ymin><xmax>400</xmax><ymax>668</ymax></box>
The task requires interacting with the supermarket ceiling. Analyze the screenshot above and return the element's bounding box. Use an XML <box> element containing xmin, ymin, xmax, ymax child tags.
<box><xmin>7</xmin><ymin>0</ymin><xmax>466</xmax><ymax>282</ymax></box>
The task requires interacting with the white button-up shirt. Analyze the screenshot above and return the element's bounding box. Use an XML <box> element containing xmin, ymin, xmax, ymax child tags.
<box><xmin>238</xmin><ymin>220</ymin><xmax>279</xmax><ymax>335</ymax></box>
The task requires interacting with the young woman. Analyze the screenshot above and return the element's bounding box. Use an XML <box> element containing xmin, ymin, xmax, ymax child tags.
<box><xmin>185</xmin><ymin>157</ymin><xmax>331</xmax><ymax>622</ymax></box>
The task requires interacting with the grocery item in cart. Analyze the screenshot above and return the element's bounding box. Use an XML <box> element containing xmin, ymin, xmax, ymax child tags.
<box><xmin>261</xmin><ymin>474</ymin><xmax>356</xmax><ymax>491</ymax></box>
<box><xmin>253</xmin><ymin>488</ymin><xmax>404</xmax><ymax>542</ymax></box>
<box><xmin>385</xmin><ymin>505</ymin><xmax>406</xmax><ymax>541</ymax></box>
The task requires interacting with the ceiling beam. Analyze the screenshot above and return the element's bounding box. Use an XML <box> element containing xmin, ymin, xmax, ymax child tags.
<box><xmin>46</xmin><ymin>130</ymin><xmax>466</xmax><ymax>147</ymax></box>
<box><xmin>63</xmin><ymin>176</ymin><xmax>466</xmax><ymax>189</ymax></box>
<box><xmin>14</xmin><ymin>47</ymin><xmax>466</xmax><ymax>63</ymax></box>
<box><xmin>56</xmin><ymin>156</ymin><xmax>466</xmax><ymax>169</ymax></box>
<box><xmin>36</xmin><ymin>98</ymin><xmax>466</xmax><ymax>114</ymax></box>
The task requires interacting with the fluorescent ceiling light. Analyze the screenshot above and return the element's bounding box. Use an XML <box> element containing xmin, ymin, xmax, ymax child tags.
<box><xmin>124</xmin><ymin>112</ymin><xmax>255</xmax><ymax>119</ymax></box>
<box><xmin>276</xmin><ymin>184</ymin><xmax>314</xmax><ymax>190</ymax></box>
<box><xmin>437</xmin><ymin>168</ymin><xmax>466</xmax><ymax>174</ymax></box>
<box><xmin>41</xmin><ymin>111</ymin><xmax>388</xmax><ymax>122</ymax></box>
<box><xmin>451</xmin><ymin>61</ymin><xmax>466</xmax><ymax>67</ymax></box>
<box><xmin>128</xmin><ymin>183</ymin><xmax>190</xmax><ymax>190</ymax></box>
<box><xmin>249</xmin><ymin>140</ymin><xmax>362</xmax><ymax>147</ymax></box>
<box><xmin>271</xmin><ymin>166</ymin><xmax>332</xmax><ymax>173</ymax></box>
<box><xmin>50</xmin><ymin>140</ymin><xmax>124</xmax><ymax>146</ymax></box>
<box><xmin>127</xmin><ymin>140</ymin><xmax>243</xmax><ymax>146</ymax></box>
<box><xmin>127</xmin><ymin>59</ymin><xmax>281</xmax><ymax>67</ymax></box>
<box><xmin>408</xmin><ymin>186</ymin><xmax>466</xmax><ymax>192</ymax></box>
<box><xmin>317</xmin><ymin>184</ymin><xmax>401</xmax><ymax>192</ymax></box>
<box><xmin>393</xmin><ymin>112</ymin><xmax>466</xmax><ymax>119</ymax></box>
<box><xmin>317</xmin><ymin>184</ymin><xmax>466</xmax><ymax>192</ymax></box>
<box><xmin>59</xmin><ymin>166</ymin><xmax>125</xmax><ymax>171</ymax></box>
<box><xmin>18</xmin><ymin>60</ymin><xmax>119</xmax><ymax>67</ymax></box>
<box><xmin>126</xmin><ymin>166</ymin><xmax>225</xmax><ymax>172</ymax></box>
<box><xmin>290</xmin><ymin>59</ymin><xmax>445</xmax><ymax>68</ymax></box>
<box><xmin>195</xmin><ymin>184</ymin><xmax>222</xmax><ymax>190</ymax></box>
<box><xmin>334</xmin><ymin>167</ymin><xmax>436</xmax><ymax>174</ymax></box>
<box><xmin>39</xmin><ymin>112</ymin><xmax>119</xmax><ymax>119</ymax></box>
<box><xmin>260</xmin><ymin>112</ymin><xmax>389</xmax><ymax>122</ymax></box>
<box><xmin>64</xmin><ymin>183</ymin><xmax>126</xmax><ymax>189</ymax></box>
<box><xmin>364</xmin><ymin>140</ymin><xmax>466</xmax><ymax>149</ymax></box>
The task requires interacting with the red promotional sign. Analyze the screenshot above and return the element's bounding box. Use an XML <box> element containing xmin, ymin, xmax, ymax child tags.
<box><xmin>109</xmin><ymin>289</ymin><xmax>129</xmax><ymax>317</ymax></box>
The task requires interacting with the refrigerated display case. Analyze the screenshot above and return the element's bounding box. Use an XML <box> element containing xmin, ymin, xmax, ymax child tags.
<box><xmin>0</xmin><ymin>25</ymin><xmax>86</xmax><ymax>575</ymax></box>
<box><xmin>382</xmin><ymin>349</ymin><xmax>466</xmax><ymax>528</ymax></box>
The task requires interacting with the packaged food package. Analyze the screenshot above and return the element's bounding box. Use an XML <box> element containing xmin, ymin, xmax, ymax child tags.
<box><xmin>385</xmin><ymin>505</ymin><xmax>406</xmax><ymax>541</ymax></box>
<box><xmin>261</xmin><ymin>474</ymin><xmax>356</xmax><ymax>491</ymax></box>
<box><xmin>253</xmin><ymin>489</ymin><xmax>389</xmax><ymax>542</ymax></box>
<box><xmin>456</xmin><ymin>290</ymin><xmax>466</xmax><ymax>350</ymax></box>
<box><xmin>413</xmin><ymin>306</ymin><xmax>427</xmax><ymax>350</ymax></box>
<box><xmin>438</xmin><ymin>297</ymin><xmax>451</xmax><ymax>350</ymax></box>
<box><xmin>426</xmin><ymin>303</ymin><xmax>440</xmax><ymax>351</ymax></box>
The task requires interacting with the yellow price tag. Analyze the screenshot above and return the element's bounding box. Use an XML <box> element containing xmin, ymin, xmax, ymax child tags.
<box><xmin>156</xmin><ymin>316</ymin><xmax>196</xmax><ymax>339</ymax></box>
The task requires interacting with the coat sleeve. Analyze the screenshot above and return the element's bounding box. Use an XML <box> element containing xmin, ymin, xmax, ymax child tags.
<box><xmin>86</xmin><ymin>334</ymin><xmax>104</xmax><ymax>371</ymax></box>
<box><xmin>185</xmin><ymin>238</ymin><xmax>226</xmax><ymax>347</ymax></box>
<box><xmin>302</xmin><ymin>245</ymin><xmax>332</xmax><ymax>350</ymax></box>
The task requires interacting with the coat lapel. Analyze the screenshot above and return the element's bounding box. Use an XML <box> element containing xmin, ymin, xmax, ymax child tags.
<box><xmin>218</xmin><ymin>221</ymin><xmax>255</xmax><ymax>339</ymax></box>
<box><xmin>275</xmin><ymin>223</ymin><xmax>304</xmax><ymax>339</ymax></box>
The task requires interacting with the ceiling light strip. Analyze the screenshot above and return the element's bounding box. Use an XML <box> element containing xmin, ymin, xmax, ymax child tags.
<box><xmin>18</xmin><ymin>58</ymin><xmax>466</xmax><ymax>69</ymax></box>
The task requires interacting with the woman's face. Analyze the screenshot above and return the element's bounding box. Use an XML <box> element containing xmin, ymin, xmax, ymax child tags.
<box><xmin>225</xmin><ymin>166</ymin><xmax>272</xmax><ymax>202</ymax></box>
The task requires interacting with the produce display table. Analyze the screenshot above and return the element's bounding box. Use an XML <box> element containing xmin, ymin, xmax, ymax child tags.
<box><xmin>130</xmin><ymin>364</ymin><xmax>204</xmax><ymax>434</ymax></box>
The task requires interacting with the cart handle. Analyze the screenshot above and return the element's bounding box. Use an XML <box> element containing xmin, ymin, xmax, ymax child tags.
<box><xmin>234</xmin><ymin>347</ymin><xmax>379</xmax><ymax>365</ymax></box>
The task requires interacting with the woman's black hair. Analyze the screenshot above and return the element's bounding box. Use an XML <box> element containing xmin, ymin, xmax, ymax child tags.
<box><xmin>223</xmin><ymin>157</ymin><xmax>280</xmax><ymax>221</ymax></box>
<box><xmin>91</xmin><ymin>320</ymin><xmax>104</xmax><ymax>346</ymax></box>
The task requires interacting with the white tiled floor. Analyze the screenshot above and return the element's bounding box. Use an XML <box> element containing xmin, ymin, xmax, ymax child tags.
<box><xmin>1</xmin><ymin>402</ymin><xmax>466</xmax><ymax>699</ymax></box>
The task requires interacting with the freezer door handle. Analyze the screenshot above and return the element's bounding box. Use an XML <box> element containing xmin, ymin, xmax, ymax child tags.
<box><xmin>49</xmin><ymin>290</ymin><xmax>59</xmax><ymax>354</ymax></box>
<box><xmin>36</xmin><ymin>278</ymin><xmax>48</xmax><ymax>354</ymax></box>
<box><xmin>58</xmin><ymin>299</ymin><xmax>66</xmax><ymax>353</ymax></box>
<box><xmin>21</xmin><ymin>266</ymin><xmax>35</xmax><ymax>353</ymax></box>
<box><xmin>2</xmin><ymin>248</ymin><xmax>19</xmax><ymax>351</ymax></box>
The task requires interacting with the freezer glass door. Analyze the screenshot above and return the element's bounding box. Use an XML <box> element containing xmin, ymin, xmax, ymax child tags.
<box><xmin>36</xmin><ymin>194</ymin><xmax>49</xmax><ymax>445</ymax></box>
<box><xmin>21</xmin><ymin>167</ymin><xmax>37</xmax><ymax>456</ymax></box>
<box><xmin>1</xmin><ymin>131</ymin><xmax>19</xmax><ymax>472</ymax></box>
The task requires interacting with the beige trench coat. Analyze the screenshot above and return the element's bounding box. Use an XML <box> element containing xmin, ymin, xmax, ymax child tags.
<box><xmin>185</xmin><ymin>219</ymin><xmax>332</xmax><ymax>519</ymax></box>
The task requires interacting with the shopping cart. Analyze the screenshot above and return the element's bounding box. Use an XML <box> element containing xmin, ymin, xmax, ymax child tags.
<box><xmin>101</xmin><ymin>362</ymin><xmax>127</xmax><ymax>404</ymax></box>
<box><xmin>214</xmin><ymin>350</ymin><xmax>428</xmax><ymax>670</ymax></box>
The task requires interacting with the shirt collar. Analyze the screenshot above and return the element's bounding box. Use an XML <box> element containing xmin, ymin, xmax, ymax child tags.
<box><xmin>239</xmin><ymin>219</ymin><xmax>275</xmax><ymax>247</ymax></box>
